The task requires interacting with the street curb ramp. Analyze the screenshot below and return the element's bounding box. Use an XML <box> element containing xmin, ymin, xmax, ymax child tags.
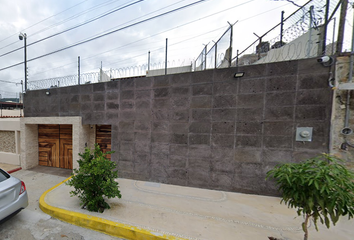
<box><xmin>39</xmin><ymin>177</ymin><xmax>185</xmax><ymax>240</ymax></box>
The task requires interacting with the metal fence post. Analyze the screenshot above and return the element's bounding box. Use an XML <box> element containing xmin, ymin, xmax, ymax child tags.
<box><xmin>204</xmin><ymin>45</ymin><xmax>207</xmax><ymax>70</ymax></box>
<box><xmin>78</xmin><ymin>56</ymin><xmax>80</xmax><ymax>85</ymax></box>
<box><xmin>148</xmin><ymin>51</ymin><xmax>151</xmax><ymax>71</ymax></box>
<box><xmin>165</xmin><ymin>38</ymin><xmax>168</xmax><ymax>75</ymax></box>
<box><xmin>236</xmin><ymin>50</ymin><xmax>239</xmax><ymax>67</ymax></box>
<box><xmin>280</xmin><ymin>11</ymin><xmax>285</xmax><ymax>45</ymax></box>
<box><xmin>229</xmin><ymin>22</ymin><xmax>233</xmax><ymax>67</ymax></box>
<box><xmin>214</xmin><ymin>43</ymin><xmax>217</xmax><ymax>68</ymax></box>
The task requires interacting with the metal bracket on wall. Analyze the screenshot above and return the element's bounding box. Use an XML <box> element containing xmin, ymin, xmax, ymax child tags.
<box><xmin>296</xmin><ymin>127</ymin><xmax>313</xmax><ymax>142</ymax></box>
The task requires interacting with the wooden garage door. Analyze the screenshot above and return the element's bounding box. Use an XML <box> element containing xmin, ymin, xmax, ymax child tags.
<box><xmin>38</xmin><ymin>124</ymin><xmax>72</xmax><ymax>169</ymax></box>
<box><xmin>96</xmin><ymin>125</ymin><xmax>111</xmax><ymax>160</ymax></box>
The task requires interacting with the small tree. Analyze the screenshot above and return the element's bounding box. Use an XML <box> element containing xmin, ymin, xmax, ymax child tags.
<box><xmin>66</xmin><ymin>144</ymin><xmax>121</xmax><ymax>213</ymax></box>
<box><xmin>266</xmin><ymin>154</ymin><xmax>354</xmax><ymax>240</ymax></box>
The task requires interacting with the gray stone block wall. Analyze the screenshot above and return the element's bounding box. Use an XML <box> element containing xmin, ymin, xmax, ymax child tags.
<box><xmin>24</xmin><ymin>58</ymin><xmax>332</xmax><ymax>196</ymax></box>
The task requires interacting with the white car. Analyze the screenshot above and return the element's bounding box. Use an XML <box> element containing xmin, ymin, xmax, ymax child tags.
<box><xmin>0</xmin><ymin>168</ymin><xmax>28</xmax><ymax>222</ymax></box>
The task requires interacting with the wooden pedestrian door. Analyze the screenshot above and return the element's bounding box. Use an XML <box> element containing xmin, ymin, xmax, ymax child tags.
<box><xmin>38</xmin><ymin>124</ymin><xmax>73</xmax><ymax>169</ymax></box>
<box><xmin>96</xmin><ymin>125</ymin><xmax>111</xmax><ymax>160</ymax></box>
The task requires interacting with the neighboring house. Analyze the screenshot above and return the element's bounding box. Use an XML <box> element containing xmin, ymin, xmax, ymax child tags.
<box><xmin>0</xmin><ymin>101</ymin><xmax>23</xmax><ymax>118</ymax></box>
<box><xmin>0</xmin><ymin>101</ymin><xmax>23</xmax><ymax>166</ymax></box>
<box><xmin>21</xmin><ymin>57</ymin><xmax>335</xmax><ymax>196</ymax></box>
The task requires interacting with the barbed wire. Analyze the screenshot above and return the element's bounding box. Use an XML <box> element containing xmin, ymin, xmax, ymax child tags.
<box><xmin>26</xmin><ymin>0</ymin><xmax>348</xmax><ymax>91</ymax></box>
<box><xmin>27</xmin><ymin>59</ymin><xmax>195</xmax><ymax>90</ymax></box>
<box><xmin>195</xmin><ymin>25</ymin><xmax>232</xmax><ymax>70</ymax></box>
<box><xmin>234</xmin><ymin>0</ymin><xmax>342</xmax><ymax>66</ymax></box>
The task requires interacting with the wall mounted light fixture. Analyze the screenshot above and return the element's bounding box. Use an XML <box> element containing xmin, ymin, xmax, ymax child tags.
<box><xmin>234</xmin><ymin>72</ymin><xmax>245</xmax><ymax>78</ymax></box>
<box><xmin>317</xmin><ymin>55</ymin><xmax>334</xmax><ymax>66</ymax></box>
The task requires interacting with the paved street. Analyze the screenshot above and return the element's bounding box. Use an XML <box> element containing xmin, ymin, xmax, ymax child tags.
<box><xmin>0</xmin><ymin>168</ymin><xmax>123</xmax><ymax>240</ymax></box>
<box><xmin>3</xmin><ymin>166</ymin><xmax>354</xmax><ymax>240</ymax></box>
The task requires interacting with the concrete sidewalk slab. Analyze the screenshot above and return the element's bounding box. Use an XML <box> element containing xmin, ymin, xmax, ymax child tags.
<box><xmin>41</xmin><ymin>178</ymin><xmax>354</xmax><ymax>240</ymax></box>
<box><xmin>0</xmin><ymin>163</ymin><xmax>21</xmax><ymax>173</ymax></box>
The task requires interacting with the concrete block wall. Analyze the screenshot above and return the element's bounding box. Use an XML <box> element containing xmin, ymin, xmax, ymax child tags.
<box><xmin>24</xmin><ymin>58</ymin><xmax>332</xmax><ymax>195</ymax></box>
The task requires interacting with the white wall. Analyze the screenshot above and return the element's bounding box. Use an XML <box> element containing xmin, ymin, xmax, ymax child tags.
<box><xmin>146</xmin><ymin>65</ymin><xmax>192</xmax><ymax>77</ymax></box>
<box><xmin>255</xmin><ymin>27</ymin><xmax>322</xmax><ymax>64</ymax></box>
<box><xmin>0</xmin><ymin>109</ymin><xmax>23</xmax><ymax>117</ymax></box>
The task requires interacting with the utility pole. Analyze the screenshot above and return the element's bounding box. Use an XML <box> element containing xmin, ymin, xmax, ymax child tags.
<box><xmin>19</xmin><ymin>33</ymin><xmax>27</xmax><ymax>91</ymax></box>
<box><xmin>24</xmin><ymin>36</ymin><xmax>27</xmax><ymax>91</ymax></box>
<box><xmin>336</xmin><ymin>0</ymin><xmax>349</xmax><ymax>54</ymax></box>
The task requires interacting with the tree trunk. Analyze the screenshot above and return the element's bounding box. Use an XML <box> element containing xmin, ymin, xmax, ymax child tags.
<box><xmin>303</xmin><ymin>214</ymin><xmax>311</xmax><ymax>240</ymax></box>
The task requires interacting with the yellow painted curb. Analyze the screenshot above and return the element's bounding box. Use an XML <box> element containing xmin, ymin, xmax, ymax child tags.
<box><xmin>39</xmin><ymin>177</ymin><xmax>187</xmax><ymax>240</ymax></box>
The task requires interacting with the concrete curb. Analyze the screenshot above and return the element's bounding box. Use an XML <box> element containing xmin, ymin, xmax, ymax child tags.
<box><xmin>8</xmin><ymin>167</ymin><xmax>22</xmax><ymax>174</ymax></box>
<box><xmin>39</xmin><ymin>177</ymin><xmax>186</xmax><ymax>240</ymax></box>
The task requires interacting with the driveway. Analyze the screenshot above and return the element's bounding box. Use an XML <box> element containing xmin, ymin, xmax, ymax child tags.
<box><xmin>0</xmin><ymin>167</ymin><xmax>123</xmax><ymax>240</ymax></box>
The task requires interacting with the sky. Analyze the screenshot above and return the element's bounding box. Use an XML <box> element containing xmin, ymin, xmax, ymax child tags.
<box><xmin>0</xmin><ymin>0</ymin><xmax>350</xmax><ymax>98</ymax></box>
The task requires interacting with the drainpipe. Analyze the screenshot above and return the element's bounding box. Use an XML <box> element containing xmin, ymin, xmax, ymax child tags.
<box><xmin>342</xmin><ymin>3</ymin><xmax>354</xmax><ymax>146</ymax></box>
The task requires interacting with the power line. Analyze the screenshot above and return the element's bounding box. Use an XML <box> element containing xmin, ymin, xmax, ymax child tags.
<box><xmin>11</xmin><ymin>0</ymin><xmax>294</xmax><ymax>81</ymax></box>
<box><xmin>80</xmin><ymin>0</ymin><xmax>189</xmax><ymax>44</ymax></box>
<box><xmin>270</xmin><ymin>0</ymin><xmax>301</xmax><ymax>8</ymax></box>
<box><xmin>0</xmin><ymin>0</ymin><xmax>89</xmax><ymax>45</ymax></box>
<box><xmin>0</xmin><ymin>0</ymin><xmax>128</xmax><ymax>53</ymax></box>
<box><xmin>34</xmin><ymin>0</ymin><xmax>256</xmax><ymax>74</ymax></box>
<box><xmin>0</xmin><ymin>79</ymin><xmax>21</xmax><ymax>84</ymax></box>
<box><xmin>0</xmin><ymin>0</ymin><xmax>183</xmax><ymax>57</ymax></box>
<box><xmin>29</xmin><ymin>0</ymin><xmax>122</xmax><ymax>37</ymax></box>
<box><xmin>0</xmin><ymin>0</ymin><xmax>207</xmax><ymax>72</ymax></box>
<box><xmin>0</xmin><ymin>0</ymin><xmax>126</xmax><ymax>52</ymax></box>
<box><xmin>8</xmin><ymin>0</ymin><xmax>289</xmax><ymax>81</ymax></box>
<box><xmin>8</xmin><ymin>0</ymin><xmax>190</xmax><ymax>80</ymax></box>
<box><xmin>0</xmin><ymin>0</ymin><xmax>144</xmax><ymax>58</ymax></box>
<box><xmin>20</xmin><ymin>0</ymin><xmax>274</xmax><ymax>80</ymax></box>
<box><xmin>102</xmin><ymin>25</ymin><xmax>227</xmax><ymax>69</ymax></box>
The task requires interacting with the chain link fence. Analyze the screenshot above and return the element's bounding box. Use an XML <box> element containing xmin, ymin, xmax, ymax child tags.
<box><xmin>194</xmin><ymin>25</ymin><xmax>232</xmax><ymax>71</ymax></box>
<box><xmin>233</xmin><ymin>0</ymin><xmax>341</xmax><ymax>66</ymax></box>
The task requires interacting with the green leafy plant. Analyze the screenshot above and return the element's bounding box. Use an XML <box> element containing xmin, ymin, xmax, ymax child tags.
<box><xmin>66</xmin><ymin>144</ymin><xmax>121</xmax><ymax>213</ymax></box>
<box><xmin>266</xmin><ymin>154</ymin><xmax>354</xmax><ymax>240</ymax></box>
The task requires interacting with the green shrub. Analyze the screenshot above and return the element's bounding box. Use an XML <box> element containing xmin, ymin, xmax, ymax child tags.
<box><xmin>267</xmin><ymin>154</ymin><xmax>354</xmax><ymax>240</ymax></box>
<box><xmin>66</xmin><ymin>144</ymin><xmax>121</xmax><ymax>213</ymax></box>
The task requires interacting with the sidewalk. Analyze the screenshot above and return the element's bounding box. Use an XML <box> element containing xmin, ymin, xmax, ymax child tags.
<box><xmin>39</xmin><ymin>177</ymin><xmax>354</xmax><ymax>240</ymax></box>
<box><xmin>0</xmin><ymin>163</ymin><xmax>21</xmax><ymax>173</ymax></box>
